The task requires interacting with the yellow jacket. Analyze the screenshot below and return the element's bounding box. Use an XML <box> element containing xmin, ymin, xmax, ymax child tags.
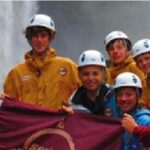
<box><xmin>106</xmin><ymin>55</ymin><xmax>145</xmax><ymax>85</ymax></box>
<box><xmin>4</xmin><ymin>48</ymin><xmax>81</xmax><ymax>111</ymax></box>
<box><xmin>141</xmin><ymin>78</ymin><xmax>150</xmax><ymax>109</ymax></box>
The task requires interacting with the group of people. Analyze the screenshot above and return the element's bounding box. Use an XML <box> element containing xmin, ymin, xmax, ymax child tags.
<box><xmin>0</xmin><ymin>13</ymin><xmax>150</xmax><ymax>150</ymax></box>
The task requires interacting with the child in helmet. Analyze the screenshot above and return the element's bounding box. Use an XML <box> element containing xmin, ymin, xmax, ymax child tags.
<box><xmin>3</xmin><ymin>14</ymin><xmax>80</xmax><ymax>111</ymax></box>
<box><xmin>104</xmin><ymin>31</ymin><xmax>144</xmax><ymax>85</ymax></box>
<box><xmin>63</xmin><ymin>49</ymin><xmax>119</xmax><ymax>118</ymax></box>
<box><xmin>114</xmin><ymin>72</ymin><xmax>150</xmax><ymax>150</ymax></box>
<box><xmin>132</xmin><ymin>39</ymin><xmax>150</xmax><ymax>109</ymax></box>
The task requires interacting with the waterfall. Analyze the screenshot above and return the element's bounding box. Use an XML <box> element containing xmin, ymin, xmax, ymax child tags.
<box><xmin>0</xmin><ymin>1</ymin><xmax>38</xmax><ymax>91</ymax></box>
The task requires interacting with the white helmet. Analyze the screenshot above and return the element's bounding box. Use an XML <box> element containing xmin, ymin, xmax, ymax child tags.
<box><xmin>132</xmin><ymin>39</ymin><xmax>150</xmax><ymax>58</ymax></box>
<box><xmin>104</xmin><ymin>31</ymin><xmax>131</xmax><ymax>48</ymax></box>
<box><xmin>26</xmin><ymin>14</ymin><xmax>55</xmax><ymax>32</ymax></box>
<box><xmin>78</xmin><ymin>50</ymin><xmax>106</xmax><ymax>68</ymax></box>
<box><xmin>114</xmin><ymin>72</ymin><xmax>142</xmax><ymax>90</ymax></box>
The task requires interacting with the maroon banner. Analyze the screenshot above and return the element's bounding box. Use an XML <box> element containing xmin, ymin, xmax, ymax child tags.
<box><xmin>0</xmin><ymin>99</ymin><xmax>123</xmax><ymax>150</ymax></box>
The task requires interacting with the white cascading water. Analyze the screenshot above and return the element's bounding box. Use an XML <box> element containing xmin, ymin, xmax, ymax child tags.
<box><xmin>0</xmin><ymin>1</ymin><xmax>38</xmax><ymax>90</ymax></box>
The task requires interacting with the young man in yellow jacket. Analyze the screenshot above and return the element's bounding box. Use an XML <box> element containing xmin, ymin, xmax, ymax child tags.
<box><xmin>3</xmin><ymin>14</ymin><xmax>80</xmax><ymax>111</ymax></box>
<box><xmin>132</xmin><ymin>39</ymin><xmax>150</xmax><ymax>109</ymax></box>
<box><xmin>104</xmin><ymin>31</ymin><xmax>144</xmax><ymax>85</ymax></box>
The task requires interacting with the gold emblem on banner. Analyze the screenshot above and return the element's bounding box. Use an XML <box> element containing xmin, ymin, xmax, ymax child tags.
<box><xmin>23</xmin><ymin>121</ymin><xmax>75</xmax><ymax>150</ymax></box>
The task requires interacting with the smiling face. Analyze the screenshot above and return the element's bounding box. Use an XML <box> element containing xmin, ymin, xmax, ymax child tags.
<box><xmin>135</xmin><ymin>52</ymin><xmax>150</xmax><ymax>75</ymax></box>
<box><xmin>79</xmin><ymin>65</ymin><xmax>105</xmax><ymax>92</ymax></box>
<box><xmin>116</xmin><ymin>87</ymin><xmax>138</xmax><ymax>113</ymax></box>
<box><xmin>107</xmin><ymin>39</ymin><xmax>128</xmax><ymax>65</ymax></box>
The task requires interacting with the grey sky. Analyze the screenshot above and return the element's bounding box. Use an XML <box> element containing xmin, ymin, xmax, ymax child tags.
<box><xmin>38</xmin><ymin>1</ymin><xmax>150</xmax><ymax>61</ymax></box>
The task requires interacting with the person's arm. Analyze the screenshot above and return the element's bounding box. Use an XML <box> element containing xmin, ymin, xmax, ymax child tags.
<box><xmin>133</xmin><ymin>126</ymin><xmax>150</xmax><ymax>147</ymax></box>
<box><xmin>61</xmin><ymin>105</ymin><xmax>74</xmax><ymax>114</ymax></box>
<box><xmin>122</xmin><ymin>113</ymin><xmax>150</xmax><ymax>147</ymax></box>
<box><xmin>0</xmin><ymin>92</ymin><xmax>11</xmax><ymax>100</ymax></box>
<box><xmin>122</xmin><ymin>113</ymin><xmax>138</xmax><ymax>133</ymax></box>
<box><xmin>4</xmin><ymin>69</ymin><xmax>20</xmax><ymax>99</ymax></box>
<box><xmin>59</xmin><ymin>91</ymin><xmax>75</xmax><ymax>114</ymax></box>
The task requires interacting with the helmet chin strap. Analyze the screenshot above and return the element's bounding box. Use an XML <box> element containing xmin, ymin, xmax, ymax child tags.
<box><xmin>133</xmin><ymin>88</ymin><xmax>142</xmax><ymax>111</ymax></box>
<box><xmin>146</xmin><ymin>73</ymin><xmax>150</xmax><ymax>87</ymax></box>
